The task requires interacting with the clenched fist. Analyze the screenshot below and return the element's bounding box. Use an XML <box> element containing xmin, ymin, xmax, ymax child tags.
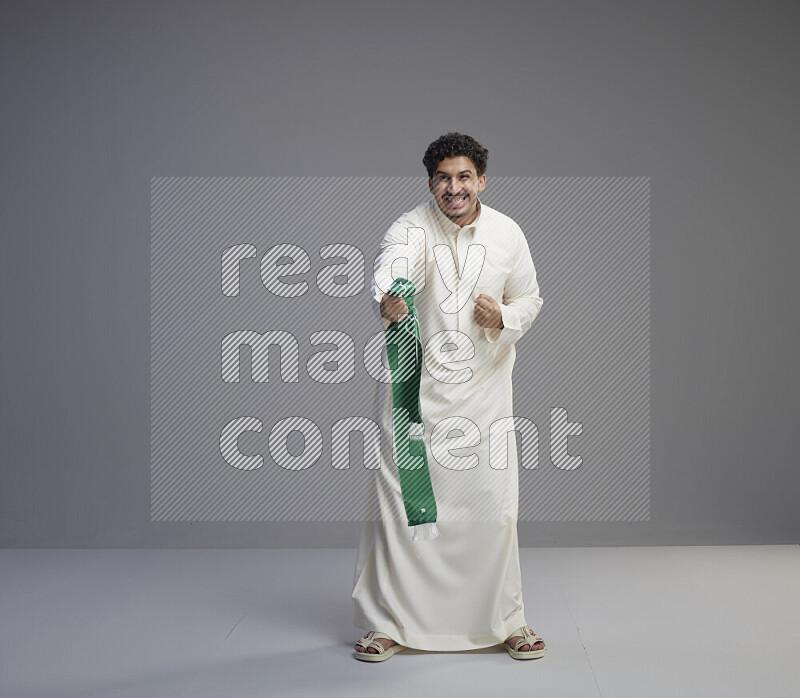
<box><xmin>473</xmin><ymin>293</ymin><xmax>504</xmax><ymax>329</ymax></box>
<box><xmin>380</xmin><ymin>293</ymin><xmax>409</xmax><ymax>323</ymax></box>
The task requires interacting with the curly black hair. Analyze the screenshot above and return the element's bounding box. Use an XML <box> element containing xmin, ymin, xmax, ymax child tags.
<box><xmin>422</xmin><ymin>132</ymin><xmax>489</xmax><ymax>179</ymax></box>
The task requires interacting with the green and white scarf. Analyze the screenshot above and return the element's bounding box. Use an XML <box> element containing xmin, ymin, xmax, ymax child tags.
<box><xmin>384</xmin><ymin>278</ymin><xmax>440</xmax><ymax>542</ymax></box>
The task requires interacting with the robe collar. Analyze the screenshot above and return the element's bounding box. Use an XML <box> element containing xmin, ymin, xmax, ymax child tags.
<box><xmin>430</xmin><ymin>194</ymin><xmax>483</xmax><ymax>236</ymax></box>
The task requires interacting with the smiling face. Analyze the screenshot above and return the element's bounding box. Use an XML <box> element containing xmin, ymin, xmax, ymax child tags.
<box><xmin>428</xmin><ymin>155</ymin><xmax>486</xmax><ymax>226</ymax></box>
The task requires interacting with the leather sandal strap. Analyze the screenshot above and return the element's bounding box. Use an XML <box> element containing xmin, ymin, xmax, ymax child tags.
<box><xmin>508</xmin><ymin>626</ymin><xmax>544</xmax><ymax>650</ymax></box>
<box><xmin>525</xmin><ymin>626</ymin><xmax>543</xmax><ymax>639</ymax></box>
<box><xmin>356</xmin><ymin>631</ymin><xmax>397</xmax><ymax>651</ymax></box>
<box><xmin>355</xmin><ymin>631</ymin><xmax>376</xmax><ymax>650</ymax></box>
<box><xmin>369</xmin><ymin>632</ymin><xmax>396</xmax><ymax>642</ymax></box>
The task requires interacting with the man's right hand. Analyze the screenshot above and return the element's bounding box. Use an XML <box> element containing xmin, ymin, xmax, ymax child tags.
<box><xmin>380</xmin><ymin>293</ymin><xmax>409</xmax><ymax>323</ymax></box>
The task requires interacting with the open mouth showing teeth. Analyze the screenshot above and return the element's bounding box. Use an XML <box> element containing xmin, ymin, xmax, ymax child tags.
<box><xmin>446</xmin><ymin>196</ymin><xmax>467</xmax><ymax>205</ymax></box>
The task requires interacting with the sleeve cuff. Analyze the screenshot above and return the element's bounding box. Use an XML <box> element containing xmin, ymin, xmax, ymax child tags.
<box><xmin>484</xmin><ymin>303</ymin><xmax>523</xmax><ymax>345</ymax></box>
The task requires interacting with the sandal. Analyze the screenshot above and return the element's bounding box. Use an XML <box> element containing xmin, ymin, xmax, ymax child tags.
<box><xmin>354</xmin><ymin>631</ymin><xmax>407</xmax><ymax>662</ymax></box>
<box><xmin>504</xmin><ymin>625</ymin><xmax>546</xmax><ymax>660</ymax></box>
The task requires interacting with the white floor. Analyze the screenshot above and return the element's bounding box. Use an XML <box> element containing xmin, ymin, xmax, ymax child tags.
<box><xmin>0</xmin><ymin>545</ymin><xmax>798</xmax><ymax>698</ymax></box>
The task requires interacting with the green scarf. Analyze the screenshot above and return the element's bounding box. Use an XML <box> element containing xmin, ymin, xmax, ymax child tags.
<box><xmin>384</xmin><ymin>278</ymin><xmax>440</xmax><ymax>542</ymax></box>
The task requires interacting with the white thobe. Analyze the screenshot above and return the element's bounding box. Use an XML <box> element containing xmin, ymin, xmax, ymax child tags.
<box><xmin>352</xmin><ymin>194</ymin><xmax>544</xmax><ymax>651</ymax></box>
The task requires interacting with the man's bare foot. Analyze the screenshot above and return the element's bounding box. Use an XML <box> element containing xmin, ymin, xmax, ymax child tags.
<box><xmin>355</xmin><ymin>631</ymin><xmax>397</xmax><ymax>654</ymax></box>
<box><xmin>505</xmin><ymin>629</ymin><xmax>545</xmax><ymax>653</ymax></box>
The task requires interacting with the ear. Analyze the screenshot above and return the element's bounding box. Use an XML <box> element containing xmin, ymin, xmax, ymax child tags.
<box><xmin>427</xmin><ymin>177</ymin><xmax>434</xmax><ymax>194</ymax></box>
<box><xmin>477</xmin><ymin>173</ymin><xmax>487</xmax><ymax>192</ymax></box>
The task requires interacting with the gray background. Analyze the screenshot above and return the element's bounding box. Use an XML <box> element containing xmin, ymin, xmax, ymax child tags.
<box><xmin>1</xmin><ymin>0</ymin><xmax>797</xmax><ymax>547</ymax></box>
<box><xmin>149</xmin><ymin>176</ymin><xmax>650</xmax><ymax>523</ymax></box>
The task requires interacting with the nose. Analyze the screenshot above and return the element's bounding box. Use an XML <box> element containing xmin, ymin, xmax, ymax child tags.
<box><xmin>447</xmin><ymin>181</ymin><xmax>462</xmax><ymax>195</ymax></box>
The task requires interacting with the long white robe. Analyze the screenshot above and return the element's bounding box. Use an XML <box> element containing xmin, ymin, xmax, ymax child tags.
<box><xmin>352</xmin><ymin>195</ymin><xmax>544</xmax><ymax>651</ymax></box>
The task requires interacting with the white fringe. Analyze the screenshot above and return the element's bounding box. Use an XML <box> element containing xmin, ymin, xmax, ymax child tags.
<box><xmin>411</xmin><ymin>521</ymin><xmax>440</xmax><ymax>542</ymax></box>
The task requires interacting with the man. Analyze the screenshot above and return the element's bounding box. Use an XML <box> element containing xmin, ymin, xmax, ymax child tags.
<box><xmin>352</xmin><ymin>133</ymin><xmax>545</xmax><ymax>661</ymax></box>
